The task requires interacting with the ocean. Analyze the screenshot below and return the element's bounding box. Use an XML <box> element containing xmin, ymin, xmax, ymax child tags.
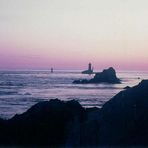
<box><xmin>0</xmin><ymin>70</ymin><xmax>148</xmax><ymax>119</ymax></box>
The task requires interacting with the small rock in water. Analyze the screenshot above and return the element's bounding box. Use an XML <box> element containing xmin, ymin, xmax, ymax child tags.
<box><xmin>24</xmin><ymin>92</ymin><xmax>31</xmax><ymax>95</ymax></box>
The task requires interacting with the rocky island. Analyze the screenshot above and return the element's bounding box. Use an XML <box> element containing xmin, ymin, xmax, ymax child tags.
<box><xmin>0</xmin><ymin>80</ymin><xmax>148</xmax><ymax>146</ymax></box>
<box><xmin>73</xmin><ymin>67</ymin><xmax>121</xmax><ymax>84</ymax></box>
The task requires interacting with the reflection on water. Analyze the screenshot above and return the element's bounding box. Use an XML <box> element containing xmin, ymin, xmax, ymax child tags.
<box><xmin>0</xmin><ymin>70</ymin><xmax>148</xmax><ymax>118</ymax></box>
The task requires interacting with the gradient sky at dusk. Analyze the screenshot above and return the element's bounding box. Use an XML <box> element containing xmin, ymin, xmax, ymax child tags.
<box><xmin>0</xmin><ymin>0</ymin><xmax>148</xmax><ymax>70</ymax></box>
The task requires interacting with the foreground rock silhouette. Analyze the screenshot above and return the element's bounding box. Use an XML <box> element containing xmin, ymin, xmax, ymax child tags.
<box><xmin>98</xmin><ymin>80</ymin><xmax>148</xmax><ymax>146</ymax></box>
<box><xmin>0</xmin><ymin>80</ymin><xmax>148</xmax><ymax>147</ymax></box>
<box><xmin>73</xmin><ymin>67</ymin><xmax>121</xmax><ymax>84</ymax></box>
<box><xmin>0</xmin><ymin>99</ymin><xmax>87</xmax><ymax>146</ymax></box>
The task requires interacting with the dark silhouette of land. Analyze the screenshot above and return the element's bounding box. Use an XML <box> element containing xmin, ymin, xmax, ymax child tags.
<box><xmin>74</xmin><ymin>67</ymin><xmax>121</xmax><ymax>84</ymax></box>
<box><xmin>0</xmin><ymin>80</ymin><xmax>148</xmax><ymax>146</ymax></box>
<box><xmin>0</xmin><ymin>99</ymin><xmax>86</xmax><ymax>146</ymax></box>
<box><xmin>124</xmin><ymin>86</ymin><xmax>131</xmax><ymax>89</ymax></box>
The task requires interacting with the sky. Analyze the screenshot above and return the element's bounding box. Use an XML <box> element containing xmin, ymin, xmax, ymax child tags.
<box><xmin>0</xmin><ymin>0</ymin><xmax>148</xmax><ymax>70</ymax></box>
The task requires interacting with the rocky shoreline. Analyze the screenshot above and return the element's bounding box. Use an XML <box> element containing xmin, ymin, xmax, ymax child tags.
<box><xmin>0</xmin><ymin>80</ymin><xmax>148</xmax><ymax>147</ymax></box>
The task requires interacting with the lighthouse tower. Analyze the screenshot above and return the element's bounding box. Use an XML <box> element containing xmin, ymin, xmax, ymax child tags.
<box><xmin>82</xmin><ymin>63</ymin><xmax>94</xmax><ymax>74</ymax></box>
<box><xmin>88</xmin><ymin>63</ymin><xmax>92</xmax><ymax>71</ymax></box>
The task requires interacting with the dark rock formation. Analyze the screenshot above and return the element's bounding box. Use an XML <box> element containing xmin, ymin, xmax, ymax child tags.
<box><xmin>66</xmin><ymin>107</ymin><xmax>100</xmax><ymax>147</ymax></box>
<box><xmin>73</xmin><ymin>79</ymin><xmax>89</xmax><ymax>84</ymax></box>
<box><xmin>0</xmin><ymin>99</ymin><xmax>86</xmax><ymax>147</ymax></box>
<box><xmin>123</xmin><ymin>86</ymin><xmax>131</xmax><ymax>89</ymax></box>
<box><xmin>74</xmin><ymin>67</ymin><xmax>121</xmax><ymax>84</ymax></box>
<box><xmin>98</xmin><ymin>80</ymin><xmax>148</xmax><ymax>146</ymax></box>
<box><xmin>91</xmin><ymin>67</ymin><xmax>120</xmax><ymax>83</ymax></box>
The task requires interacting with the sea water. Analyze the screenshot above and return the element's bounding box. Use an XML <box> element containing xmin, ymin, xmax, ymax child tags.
<box><xmin>0</xmin><ymin>70</ymin><xmax>148</xmax><ymax>119</ymax></box>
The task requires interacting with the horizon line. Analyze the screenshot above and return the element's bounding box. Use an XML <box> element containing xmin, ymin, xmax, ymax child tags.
<box><xmin>0</xmin><ymin>68</ymin><xmax>148</xmax><ymax>72</ymax></box>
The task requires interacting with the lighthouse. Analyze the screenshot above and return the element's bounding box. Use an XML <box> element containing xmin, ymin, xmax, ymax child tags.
<box><xmin>82</xmin><ymin>63</ymin><xmax>94</xmax><ymax>74</ymax></box>
<box><xmin>88</xmin><ymin>63</ymin><xmax>92</xmax><ymax>71</ymax></box>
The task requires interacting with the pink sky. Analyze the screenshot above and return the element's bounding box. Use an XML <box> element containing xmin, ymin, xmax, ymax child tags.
<box><xmin>0</xmin><ymin>0</ymin><xmax>148</xmax><ymax>70</ymax></box>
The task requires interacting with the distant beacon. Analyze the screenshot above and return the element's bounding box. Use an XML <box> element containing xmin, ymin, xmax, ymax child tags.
<box><xmin>82</xmin><ymin>63</ymin><xmax>94</xmax><ymax>74</ymax></box>
<box><xmin>88</xmin><ymin>63</ymin><xmax>91</xmax><ymax>71</ymax></box>
<box><xmin>51</xmin><ymin>68</ymin><xmax>53</xmax><ymax>73</ymax></box>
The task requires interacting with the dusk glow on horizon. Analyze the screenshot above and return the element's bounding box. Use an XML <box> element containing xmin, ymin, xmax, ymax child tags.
<box><xmin>0</xmin><ymin>0</ymin><xmax>148</xmax><ymax>70</ymax></box>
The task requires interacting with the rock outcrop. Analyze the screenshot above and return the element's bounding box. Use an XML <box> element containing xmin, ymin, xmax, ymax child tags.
<box><xmin>123</xmin><ymin>86</ymin><xmax>131</xmax><ymax>89</ymax></box>
<box><xmin>73</xmin><ymin>67</ymin><xmax>121</xmax><ymax>84</ymax></box>
<box><xmin>98</xmin><ymin>80</ymin><xmax>148</xmax><ymax>146</ymax></box>
<box><xmin>0</xmin><ymin>99</ymin><xmax>86</xmax><ymax>146</ymax></box>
